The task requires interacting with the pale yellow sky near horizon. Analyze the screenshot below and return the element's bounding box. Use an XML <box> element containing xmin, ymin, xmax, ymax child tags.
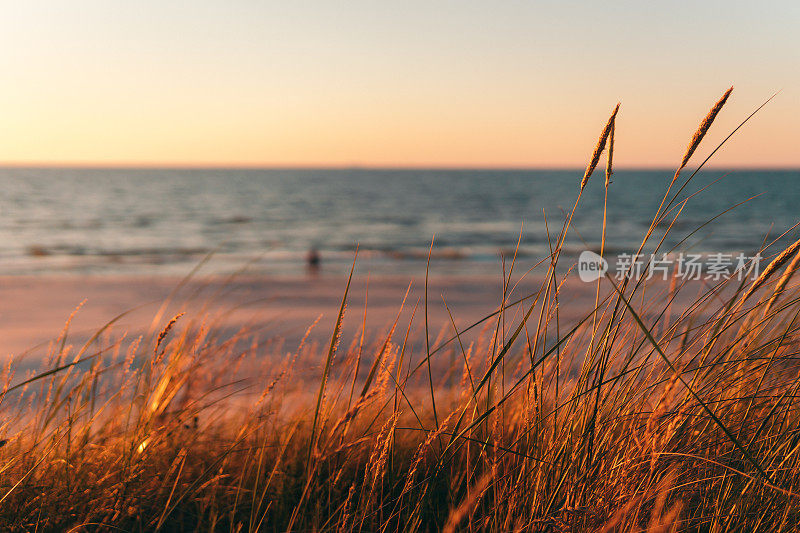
<box><xmin>0</xmin><ymin>1</ymin><xmax>797</xmax><ymax>168</ymax></box>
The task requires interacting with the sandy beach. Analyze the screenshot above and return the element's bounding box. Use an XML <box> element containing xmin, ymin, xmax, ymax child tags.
<box><xmin>0</xmin><ymin>270</ymin><xmax>617</xmax><ymax>361</ymax></box>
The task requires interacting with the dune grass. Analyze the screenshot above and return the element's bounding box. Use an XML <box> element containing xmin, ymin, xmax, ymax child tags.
<box><xmin>3</xmin><ymin>88</ymin><xmax>800</xmax><ymax>531</ymax></box>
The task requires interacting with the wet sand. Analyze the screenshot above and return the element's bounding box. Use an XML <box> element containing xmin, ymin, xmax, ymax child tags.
<box><xmin>0</xmin><ymin>271</ymin><xmax>612</xmax><ymax>361</ymax></box>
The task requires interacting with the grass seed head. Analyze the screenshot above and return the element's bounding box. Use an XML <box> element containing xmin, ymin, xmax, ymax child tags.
<box><xmin>741</xmin><ymin>237</ymin><xmax>800</xmax><ymax>305</ymax></box>
<box><xmin>676</xmin><ymin>87</ymin><xmax>733</xmax><ymax>177</ymax></box>
<box><xmin>582</xmin><ymin>103</ymin><xmax>620</xmax><ymax>191</ymax></box>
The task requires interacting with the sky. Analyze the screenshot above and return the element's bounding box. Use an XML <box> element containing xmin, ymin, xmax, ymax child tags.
<box><xmin>0</xmin><ymin>1</ymin><xmax>797</xmax><ymax>168</ymax></box>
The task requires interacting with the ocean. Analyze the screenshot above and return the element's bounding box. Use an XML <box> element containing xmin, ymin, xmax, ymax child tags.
<box><xmin>0</xmin><ymin>167</ymin><xmax>797</xmax><ymax>277</ymax></box>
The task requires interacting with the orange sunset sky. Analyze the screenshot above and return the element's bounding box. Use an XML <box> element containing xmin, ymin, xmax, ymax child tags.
<box><xmin>0</xmin><ymin>1</ymin><xmax>797</xmax><ymax>168</ymax></box>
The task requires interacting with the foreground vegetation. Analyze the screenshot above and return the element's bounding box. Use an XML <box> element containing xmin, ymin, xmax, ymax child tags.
<box><xmin>3</xmin><ymin>88</ymin><xmax>800</xmax><ymax>531</ymax></box>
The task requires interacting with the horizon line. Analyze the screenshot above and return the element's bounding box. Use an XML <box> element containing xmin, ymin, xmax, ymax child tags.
<box><xmin>0</xmin><ymin>162</ymin><xmax>797</xmax><ymax>172</ymax></box>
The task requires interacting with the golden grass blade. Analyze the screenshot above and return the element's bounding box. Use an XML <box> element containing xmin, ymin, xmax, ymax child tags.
<box><xmin>307</xmin><ymin>247</ymin><xmax>358</xmax><ymax>471</ymax></box>
<box><xmin>424</xmin><ymin>235</ymin><xmax>440</xmax><ymax>429</ymax></box>
<box><xmin>358</xmin><ymin>283</ymin><xmax>410</xmax><ymax>398</ymax></box>
<box><xmin>442</xmin><ymin>295</ymin><xmax>476</xmax><ymax>398</ymax></box>
<box><xmin>581</xmin><ymin>103</ymin><xmax>620</xmax><ymax>191</ymax></box>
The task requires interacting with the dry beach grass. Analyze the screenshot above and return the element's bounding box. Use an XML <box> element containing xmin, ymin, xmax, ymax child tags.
<box><xmin>2</xmin><ymin>88</ymin><xmax>800</xmax><ymax>531</ymax></box>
